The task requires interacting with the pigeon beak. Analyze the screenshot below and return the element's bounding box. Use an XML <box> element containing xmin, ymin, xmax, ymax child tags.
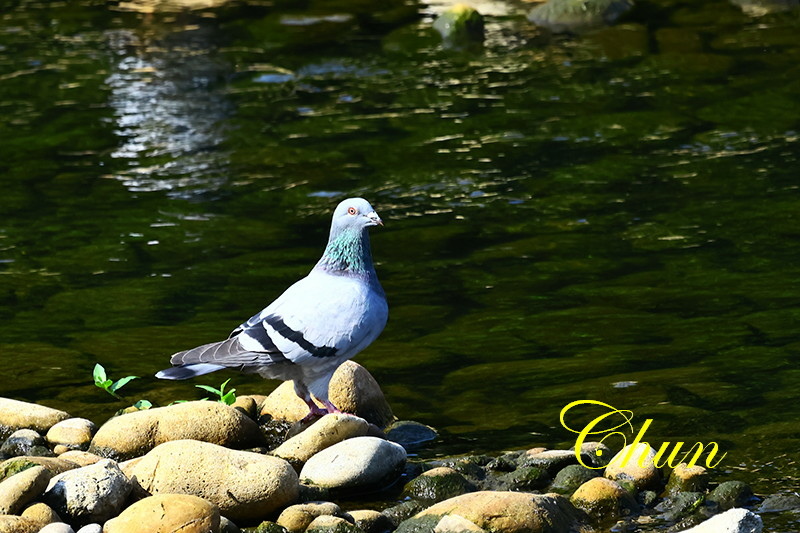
<box><xmin>367</xmin><ymin>211</ymin><xmax>383</xmax><ymax>226</ymax></box>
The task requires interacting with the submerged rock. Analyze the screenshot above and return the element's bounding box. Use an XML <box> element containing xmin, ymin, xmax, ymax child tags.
<box><xmin>432</xmin><ymin>4</ymin><xmax>485</xmax><ymax>48</ymax></box>
<box><xmin>300</xmin><ymin>436</ymin><xmax>406</xmax><ymax>494</ymax></box>
<box><xmin>103</xmin><ymin>494</ymin><xmax>221</xmax><ymax>533</ymax></box>
<box><xmin>730</xmin><ymin>0</ymin><xmax>799</xmax><ymax>16</ymax></box>
<box><xmin>707</xmin><ymin>481</ymin><xmax>754</xmax><ymax>511</ymax></box>
<box><xmin>528</xmin><ymin>0</ymin><xmax>634</xmax><ymax>33</ymax></box>
<box><xmin>89</xmin><ymin>400</ymin><xmax>263</xmax><ymax>461</ymax></box>
<box><xmin>385</xmin><ymin>421</ymin><xmax>437</xmax><ymax>451</ymax></box>
<box><xmin>129</xmin><ymin>439</ymin><xmax>298</xmax><ymax>522</ymax></box>
<box><xmin>0</xmin><ymin>398</ymin><xmax>70</xmax><ymax>441</ymax></box>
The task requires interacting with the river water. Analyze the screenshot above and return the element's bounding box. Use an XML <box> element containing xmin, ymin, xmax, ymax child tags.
<box><xmin>1</xmin><ymin>0</ymin><xmax>799</xmax><ymax>529</ymax></box>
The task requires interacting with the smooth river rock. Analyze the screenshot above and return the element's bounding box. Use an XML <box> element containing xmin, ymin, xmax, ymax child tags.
<box><xmin>261</xmin><ymin>362</ymin><xmax>394</xmax><ymax>427</ymax></box>
<box><xmin>129</xmin><ymin>439</ymin><xmax>299</xmax><ymax>522</ymax></box>
<box><xmin>569</xmin><ymin>477</ymin><xmax>637</xmax><ymax>521</ymax></box>
<box><xmin>0</xmin><ymin>398</ymin><xmax>70</xmax><ymax>441</ymax></box>
<box><xmin>0</xmin><ymin>465</ymin><xmax>52</xmax><ymax>514</ymax></box>
<box><xmin>42</xmin><ymin>459</ymin><xmax>131</xmax><ymax>526</ymax></box>
<box><xmin>604</xmin><ymin>443</ymin><xmax>661</xmax><ymax>490</ymax></box>
<box><xmin>272</xmin><ymin>414</ymin><xmax>370</xmax><ymax>467</ymax></box>
<box><xmin>403</xmin><ymin>491</ymin><xmax>579</xmax><ymax>533</ymax></box>
<box><xmin>276</xmin><ymin>502</ymin><xmax>343</xmax><ymax>532</ymax></box>
<box><xmin>299</xmin><ymin>436</ymin><xmax>406</xmax><ymax>493</ymax></box>
<box><xmin>89</xmin><ymin>400</ymin><xmax>263</xmax><ymax>461</ymax></box>
<box><xmin>46</xmin><ymin>418</ymin><xmax>96</xmax><ymax>453</ymax></box>
<box><xmin>103</xmin><ymin>494</ymin><xmax>221</xmax><ymax>533</ymax></box>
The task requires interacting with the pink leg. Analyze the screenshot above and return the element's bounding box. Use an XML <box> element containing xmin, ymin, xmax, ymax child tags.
<box><xmin>322</xmin><ymin>400</ymin><xmax>341</xmax><ymax>414</ymax></box>
<box><xmin>294</xmin><ymin>381</ymin><xmax>327</xmax><ymax>421</ymax></box>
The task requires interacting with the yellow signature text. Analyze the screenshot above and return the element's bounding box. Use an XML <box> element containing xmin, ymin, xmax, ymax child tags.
<box><xmin>560</xmin><ymin>400</ymin><xmax>727</xmax><ymax>470</ymax></box>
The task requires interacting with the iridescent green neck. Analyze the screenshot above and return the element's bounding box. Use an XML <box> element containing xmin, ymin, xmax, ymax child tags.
<box><xmin>315</xmin><ymin>227</ymin><xmax>374</xmax><ymax>277</ymax></box>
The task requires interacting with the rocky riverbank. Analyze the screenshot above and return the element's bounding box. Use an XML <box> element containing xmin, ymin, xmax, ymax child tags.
<box><xmin>0</xmin><ymin>361</ymin><xmax>789</xmax><ymax>532</ymax></box>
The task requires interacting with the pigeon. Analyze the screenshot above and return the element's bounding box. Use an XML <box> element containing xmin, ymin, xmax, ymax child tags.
<box><xmin>156</xmin><ymin>197</ymin><xmax>388</xmax><ymax>419</ymax></box>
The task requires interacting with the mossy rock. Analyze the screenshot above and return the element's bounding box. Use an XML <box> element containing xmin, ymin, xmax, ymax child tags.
<box><xmin>707</xmin><ymin>480</ymin><xmax>754</xmax><ymax>511</ymax></box>
<box><xmin>403</xmin><ymin>467</ymin><xmax>476</xmax><ymax>503</ymax></box>
<box><xmin>528</xmin><ymin>0</ymin><xmax>633</xmax><ymax>33</ymax></box>
<box><xmin>432</xmin><ymin>4</ymin><xmax>485</xmax><ymax>48</ymax></box>
<box><xmin>550</xmin><ymin>464</ymin><xmax>600</xmax><ymax>495</ymax></box>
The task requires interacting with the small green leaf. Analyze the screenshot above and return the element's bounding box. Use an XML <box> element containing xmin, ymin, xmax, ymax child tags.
<box><xmin>110</xmin><ymin>375</ymin><xmax>139</xmax><ymax>393</ymax></box>
<box><xmin>98</xmin><ymin>379</ymin><xmax>113</xmax><ymax>390</ymax></box>
<box><xmin>221</xmin><ymin>389</ymin><xmax>237</xmax><ymax>406</ymax></box>
<box><xmin>93</xmin><ymin>363</ymin><xmax>107</xmax><ymax>384</ymax></box>
<box><xmin>196</xmin><ymin>384</ymin><xmax>221</xmax><ymax>396</ymax></box>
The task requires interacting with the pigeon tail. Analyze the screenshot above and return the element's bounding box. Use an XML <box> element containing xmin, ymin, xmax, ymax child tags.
<box><xmin>155</xmin><ymin>363</ymin><xmax>227</xmax><ymax>380</ymax></box>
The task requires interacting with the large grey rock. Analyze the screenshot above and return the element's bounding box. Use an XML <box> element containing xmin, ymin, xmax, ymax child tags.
<box><xmin>300</xmin><ymin>437</ymin><xmax>406</xmax><ymax>493</ymax></box>
<box><xmin>89</xmin><ymin>400</ymin><xmax>263</xmax><ymax>460</ymax></box>
<box><xmin>42</xmin><ymin>459</ymin><xmax>131</xmax><ymax>526</ymax></box>
<box><xmin>129</xmin><ymin>439</ymin><xmax>298</xmax><ymax>522</ymax></box>
<box><xmin>0</xmin><ymin>465</ymin><xmax>51</xmax><ymax>514</ymax></box>
<box><xmin>0</xmin><ymin>398</ymin><xmax>70</xmax><ymax>441</ymax></box>
<box><xmin>528</xmin><ymin>0</ymin><xmax>633</xmax><ymax>33</ymax></box>
<box><xmin>678</xmin><ymin>508</ymin><xmax>763</xmax><ymax>533</ymax></box>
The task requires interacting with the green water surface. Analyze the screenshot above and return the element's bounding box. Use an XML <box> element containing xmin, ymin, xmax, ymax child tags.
<box><xmin>1</xmin><ymin>0</ymin><xmax>799</xmax><ymax>529</ymax></box>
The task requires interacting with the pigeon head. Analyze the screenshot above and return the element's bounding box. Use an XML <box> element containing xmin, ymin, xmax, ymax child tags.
<box><xmin>330</xmin><ymin>197</ymin><xmax>382</xmax><ymax>233</ymax></box>
<box><xmin>317</xmin><ymin>197</ymin><xmax>382</xmax><ymax>277</ymax></box>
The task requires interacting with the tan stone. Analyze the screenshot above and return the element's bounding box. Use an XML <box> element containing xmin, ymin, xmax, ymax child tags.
<box><xmin>665</xmin><ymin>463</ymin><xmax>708</xmax><ymax>495</ymax></box>
<box><xmin>570</xmin><ymin>477</ymin><xmax>637</xmax><ymax>520</ymax></box>
<box><xmin>103</xmin><ymin>494</ymin><xmax>220</xmax><ymax>533</ymax></box>
<box><xmin>277</xmin><ymin>502</ymin><xmax>343</xmax><ymax>532</ymax></box>
<box><xmin>0</xmin><ymin>515</ymin><xmax>41</xmax><ymax>533</ymax></box>
<box><xmin>46</xmin><ymin>418</ymin><xmax>96</xmax><ymax>450</ymax></box>
<box><xmin>89</xmin><ymin>401</ymin><xmax>264</xmax><ymax>461</ymax></box>
<box><xmin>604</xmin><ymin>443</ymin><xmax>661</xmax><ymax>490</ymax></box>
<box><xmin>0</xmin><ymin>457</ymin><xmax>79</xmax><ymax>483</ymax></box>
<box><xmin>0</xmin><ymin>466</ymin><xmax>51</xmax><ymax>514</ymax></box>
<box><xmin>20</xmin><ymin>502</ymin><xmax>61</xmax><ymax>526</ymax></box>
<box><xmin>0</xmin><ymin>398</ymin><xmax>70</xmax><ymax>440</ymax></box>
<box><xmin>56</xmin><ymin>451</ymin><xmax>102</xmax><ymax>466</ymax></box>
<box><xmin>434</xmin><ymin>514</ymin><xmax>484</xmax><ymax>532</ymax></box>
<box><xmin>307</xmin><ymin>515</ymin><xmax>356</xmax><ymax>531</ymax></box>
<box><xmin>129</xmin><ymin>439</ymin><xmax>298</xmax><ymax>522</ymax></box>
<box><xmin>417</xmin><ymin>491</ymin><xmax>577</xmax><ymax>533</ymax></box>
<box><xmin>272</xmin><ymin>414</ymin><xmax>370</xmax><ymax>466</ymax></box>
<box><xmin>346</xmin><ymin>510</ymin><xmax>393</xmax><ymax>533</ymax></box>
<box><xmin>261</xmin><ymin>362</ymin><xmax>394</xmax><ymax>427</ymax></box>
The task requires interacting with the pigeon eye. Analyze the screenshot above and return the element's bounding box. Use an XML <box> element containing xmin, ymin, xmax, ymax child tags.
<box><xmin>347</xmin><ymin>207</ymin><xmax>358</xmax><ymax>215</ymax></box>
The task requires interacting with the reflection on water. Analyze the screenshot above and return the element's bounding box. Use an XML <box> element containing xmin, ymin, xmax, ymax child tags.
<box><xmin>105</xmin><ymin>16</ymin><xmax>232</xmax><ymax>195</ymax></box>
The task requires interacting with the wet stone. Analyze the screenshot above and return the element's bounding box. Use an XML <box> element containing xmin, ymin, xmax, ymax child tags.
<box><xmin>758</xmin><ymin>492</ymin><xmax>800</xmax><ymax>513</ymax></box>
<box><xmin>495</xmin><ymin>466</ymin><xmax>549</xmax><ymax>492</ymax></box>
<box><xmin>402</xmin><ymin>467</ymin><xmax>475</xmax><ymax>504</ymax></box>
<box><xmin>549</xmin><ymin>464</ymin><xmax>599</xmax><ymax>495</ymax></box>
<box><xmin>664</xmin><ymin>464</ymin><xmax>709</xmax><ymax>496</ymax></box>
<box><xmin>385</xmin><ymin>421</ymin><xmax>437</xmax><ymax>452</ymax></box>
<box><xmin>1</xmin><ymin>429</ymin><xmax>49</xmax><ymax>458</ymax></box>
<box><xmin>519</xmin><ymin>449</ymin><xmax>583</xmax><ymax>476</ymax></box>
<box><xmin>655</xmin><ymin>491</ymin><xmax>705</xmax><ymax>522</ymax></box>
<box><xmin>707</xmin><ymin>480</ymin><xmax>754</xmax><ymax>511</ymax></box>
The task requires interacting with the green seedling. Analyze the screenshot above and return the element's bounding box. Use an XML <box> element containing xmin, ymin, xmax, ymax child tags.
<box><xmin>93</xmin><ymin>363</ymin><xmax>139</xmax><ymax>399</ymax></box>
<box><xmin>196</xmin><ymin>378</ymin><xmax>236</xmax><ymax>405</ymax></box>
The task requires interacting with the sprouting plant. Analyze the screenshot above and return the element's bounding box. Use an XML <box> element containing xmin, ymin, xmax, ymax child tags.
<box><xmin>196</xmin><ymin>378</ymin><xmax>236</xmax><ymax>405</ymax></box>
<box><xmin>93</xmin><ymin>363</ymin><xmax>139</xmax><ymax>399</ymax></box>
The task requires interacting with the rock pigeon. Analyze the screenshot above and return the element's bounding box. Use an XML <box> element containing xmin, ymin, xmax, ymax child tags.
<box><xmin>156</xmin><ymin>197</ymin><xmax>388</xmax><ymax>419</ymax></box>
